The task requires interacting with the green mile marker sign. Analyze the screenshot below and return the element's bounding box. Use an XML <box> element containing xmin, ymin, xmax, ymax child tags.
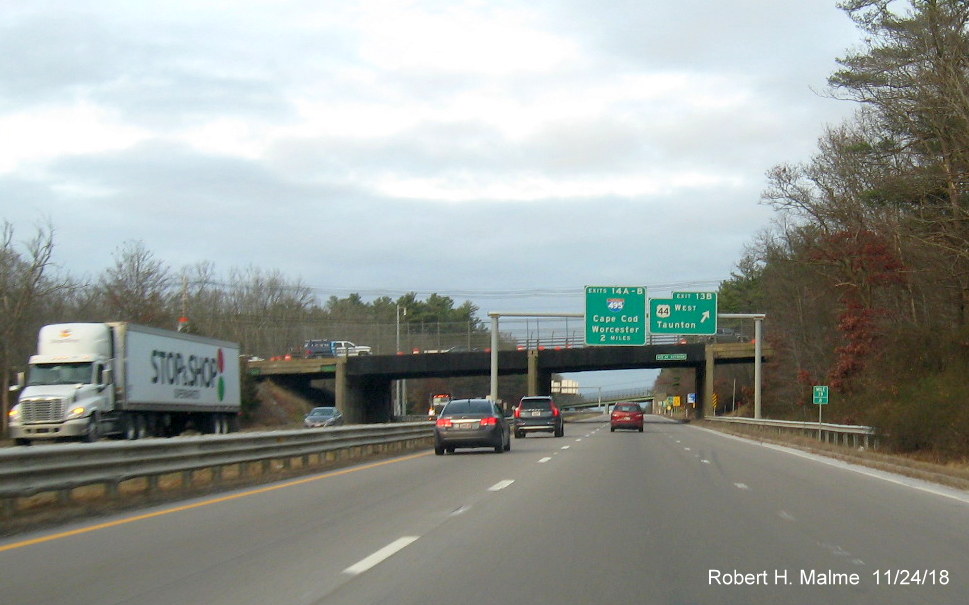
<box><xmin>813</xmin><ymin>385</ymin><xmax>829</xmax><ymax>405</ymax></box>
<box><xmin>585</xmin><ymin>286</ymin><xmax>647</xmax><ymax>346</ymax></box>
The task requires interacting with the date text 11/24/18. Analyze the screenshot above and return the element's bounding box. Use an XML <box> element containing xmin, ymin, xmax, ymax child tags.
<box><xmin>873</xmin><ymin>569</ymin><xmax>948</xmax><ymax>585</ymax></box>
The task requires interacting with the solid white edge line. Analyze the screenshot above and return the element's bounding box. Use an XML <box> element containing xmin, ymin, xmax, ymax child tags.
<box><xmin>343</xmin><ymin>536</ymin><xmax>420</xmax><ymax>575</ymax></box>
<box><xmin>693</xmin><ymin>425</ymin><xmax>969</xmax><ymax>505</ymax></box>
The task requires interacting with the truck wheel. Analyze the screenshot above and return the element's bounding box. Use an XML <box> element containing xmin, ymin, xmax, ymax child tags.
<box><xmin>206</xmin><ymin>413</ymin><xmax>227</xmax><ymax>434</ymax></box>
<box><xmin>144</xmin><ymin>414</ymin><xmax>159</xmax><ymax>438</ymax></box>
<box><xmin>84</xmin><ymin>418</ymin><xmax>99</xmax><ymax>443</ymax></box>
<box><xmin>135</xmin><ymin>414</ymin><xmax>148</xmax><ymax>439</ymax></box>
<box><xmin>124</xmin><ymin>414</ymin><xmax>138</xmax><ymax>440</ymax></box>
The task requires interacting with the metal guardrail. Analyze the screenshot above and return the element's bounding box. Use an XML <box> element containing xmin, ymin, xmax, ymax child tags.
<box><xmin>0</xmin><ymin>423</ymin><xmax>433</xmax><ymax>504</ymax></box>
<box><xmin>705</xmin><ymin>416</ymin><xmax>876</xmax><ymax>448</ymax></box>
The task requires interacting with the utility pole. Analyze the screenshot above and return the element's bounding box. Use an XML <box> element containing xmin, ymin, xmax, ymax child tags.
<box><xmin>396</xmin><ymin>305</ymin><xmax>407</xmax><ymax>416</ymax></box>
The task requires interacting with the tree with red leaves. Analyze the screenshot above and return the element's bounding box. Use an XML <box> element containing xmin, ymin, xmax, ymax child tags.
<box><xmin>808</xmin><ymin>230</ymin><xmax>907</xmax><ymax>391</ymax></box>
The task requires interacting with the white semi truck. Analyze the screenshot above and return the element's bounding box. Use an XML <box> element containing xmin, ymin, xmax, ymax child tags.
<box><xmin>8</xmin><ymin>322</ymin><xmax>241</xmax><ymax>445</ymax></box>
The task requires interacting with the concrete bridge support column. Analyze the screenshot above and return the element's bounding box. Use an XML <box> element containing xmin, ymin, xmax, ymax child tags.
<box><xmin>334</xmin><ymin>358</ymin><xmax>350</xmax><ymax>420</ymax></box>
<box><xmin>526</xmin><ymin>350</ymin><xmax>553</xmax><ymax>397</ymax></box>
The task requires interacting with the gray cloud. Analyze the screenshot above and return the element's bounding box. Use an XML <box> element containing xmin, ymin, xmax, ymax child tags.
<box><xmin>1</xmin><ymin>0</ymin><xmax>860</xmax><ymax>329</ymax></box>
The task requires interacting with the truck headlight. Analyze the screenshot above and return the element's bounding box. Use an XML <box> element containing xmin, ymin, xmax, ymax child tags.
<box><xmin>65</xmin><ymin>406</ymin><xmax>88</xmax><ymax>419</ymax></box>
<box><xmin>8</xmin><ymin>406</ymin><xmax>21</xmax><ymax>423</ymax></box>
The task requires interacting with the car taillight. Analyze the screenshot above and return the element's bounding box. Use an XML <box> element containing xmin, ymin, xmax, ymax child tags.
<box><xmin>436</xmin><ymin>418</ymin><xmax>452</xmax><ymax>428</ymax></box>
<box><xmin>551</xmin><ymin>405</ymin><xmax>560</xmax><ymax>417</ymax></box>
<box><xmin>514</xmin><ymin>407</ymin><xmax>521</xmax><ymax>418</ymax></box>
<box><xmin>480</xmin><ymin>417</ymin><xmax>499</xmax><ymax>426</ymax></box>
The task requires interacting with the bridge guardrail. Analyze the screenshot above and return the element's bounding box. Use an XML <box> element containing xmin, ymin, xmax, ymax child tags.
<box><xmin>704</xmin><ymin>416</ymin><xmax>876</xmax><ymax>449</ymax></box>
<box><xmin>0</xmin><ymin>423</ymin><xmax>433</xmax><ymax>512</ymax></box>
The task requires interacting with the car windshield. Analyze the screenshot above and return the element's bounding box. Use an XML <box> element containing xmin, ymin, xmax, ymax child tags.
<box><xmin>520</xmin><ymin>398</ymin><xmax>552</xmax><ymax>410</ymax></box>
<box><xmin>309</xmin><ymin>407</ymin><xmax>336</xmax><ymax>417</ymax></box>
<box><xmin>442</xmin><ymin>400</ymin><xmax>493</xmax><ymax>415</ymax></box>
<box><xmin>615</xmin><ymin>404</ymin><xmax>641</xmax><ymax>412</ymax></box>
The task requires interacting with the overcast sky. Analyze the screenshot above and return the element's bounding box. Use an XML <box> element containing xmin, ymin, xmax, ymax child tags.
<box><xmin>3</xmin><ymin>1</ymin><xmax>861</xmax><ymax>387</ymax></box>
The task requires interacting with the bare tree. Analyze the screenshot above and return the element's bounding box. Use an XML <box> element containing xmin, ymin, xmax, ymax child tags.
<box><xmin>97</xmin><ymin>240</ymin><xmax>176</xmax><ymax>326</ymax></box>
<box><xmin>0</xmin><ymin>221</ymin><xmax>63</xmax><ymax>431</ymax></box>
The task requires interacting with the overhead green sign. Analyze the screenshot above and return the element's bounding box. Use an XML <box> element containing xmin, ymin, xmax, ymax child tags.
<box><xmin>584</xmin><ymin>286</ymin><xmax>647</xmax><ymax>346</ymax></box>
<box><xmin>649</xmin><ymin>291</ymin><xmax>717</xmax><ymax>335</ymax></box>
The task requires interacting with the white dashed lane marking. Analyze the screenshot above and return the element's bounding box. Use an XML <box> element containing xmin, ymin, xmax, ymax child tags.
<box><xmin>343</xmin><ymin>537</ymin><xmax>420</xmax><ymax>575</ymax></box>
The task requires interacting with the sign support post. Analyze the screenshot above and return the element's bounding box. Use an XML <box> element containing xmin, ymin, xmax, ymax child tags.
<box><xmin>813</xmin><ymin>385</ymin><xmax>829</xmax><ymax>439</ymax></box>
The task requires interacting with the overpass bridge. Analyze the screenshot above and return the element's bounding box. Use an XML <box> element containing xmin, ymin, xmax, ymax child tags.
<box><xmin>247</xmin><ymin>342</ymin><xmax>767</xmax><ymax>423</ymax></box>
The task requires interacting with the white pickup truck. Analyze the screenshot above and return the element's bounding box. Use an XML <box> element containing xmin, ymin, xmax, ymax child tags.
<box><xmin>332</xmin><ymin>340</ymin><xmax>371</xmax><ymax>356</ymax></box>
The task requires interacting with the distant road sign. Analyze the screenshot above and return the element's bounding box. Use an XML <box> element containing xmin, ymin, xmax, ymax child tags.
<box><xmin>649</xmin><ymin>291</ymin><xmax>717</xmax><ymax>335</ymax></box>
<box><xmin>585</xmin><ymin>286</ymin><xmax>647</xmax><ymax>346</ymax></box>
<box><xmin>813</xmin><ymin>385</ymin><xmax>829</xmax><ymax>405</ymax></box>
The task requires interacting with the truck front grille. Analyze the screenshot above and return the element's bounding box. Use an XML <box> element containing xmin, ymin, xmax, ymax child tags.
<box><xmin>20</xmin><ymin>399</ymin><xmax>66</xmax><ymax>422</ymax></box>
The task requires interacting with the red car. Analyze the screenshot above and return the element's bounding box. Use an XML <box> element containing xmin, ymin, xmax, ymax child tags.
<box><xmin>610</xmin><ymin>402</ymin><xmax>644</xmax><ymax>432</ymax></box>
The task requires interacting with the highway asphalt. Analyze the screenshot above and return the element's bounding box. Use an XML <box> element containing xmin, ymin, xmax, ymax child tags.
<box><xmin>2</xmin><ymin>416</ymin><xmax>967</xmax><ymax>604</ymax></box>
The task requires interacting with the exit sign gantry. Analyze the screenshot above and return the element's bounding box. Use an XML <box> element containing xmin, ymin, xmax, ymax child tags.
<box><xmin>585</xmin><ymin>286</ymin><xmax>647</xmax><ymax>345</ymax></box>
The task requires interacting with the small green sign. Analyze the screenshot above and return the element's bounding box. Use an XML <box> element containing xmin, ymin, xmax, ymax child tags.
<box><xmin>585</xmin><ymin>286</ymin><xmax>647</xmax><ymax>346</ymax></box>
<box><xmin>656</xmin><ymin>353</ymin><xmax>688</xmax><ymax>361</ymax></box>
<box><xmin>813</xmin><ymin>385</ymin><xmax>829</xmax><ymax>405</ymax></box>
<box><xmin>649</xmin><ymin>291</ymin><xmax>717</xmax><ymax>335</ymax></box>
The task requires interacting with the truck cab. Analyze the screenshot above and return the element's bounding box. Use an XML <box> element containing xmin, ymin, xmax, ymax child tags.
<box><xmin>428</xmin><ymin>393</ymin><xmax>452</xmax><ymax>419</ymax></box>
<box><xmin>8</xmin><ymin>324</ymin><xmax>116</xmax><ymax>445</ymax></box>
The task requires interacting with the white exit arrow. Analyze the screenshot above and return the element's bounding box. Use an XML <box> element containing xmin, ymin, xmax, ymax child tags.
<box><xmin>700</xmin><ymin>310</ymin><xmax>710</xmax><ymax>323</ymax></box>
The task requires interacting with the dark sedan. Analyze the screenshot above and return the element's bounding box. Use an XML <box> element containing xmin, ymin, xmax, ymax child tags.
<box><xmin>434</xmin><ymin>398</ymin><xmax>511</xmax><ymax>455</ymax></box>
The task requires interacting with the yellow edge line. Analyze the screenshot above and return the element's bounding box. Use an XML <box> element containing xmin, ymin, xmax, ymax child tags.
<box><xmin>0</xmin><ymin>450</ymin><xmax>432</xmax><ymax>553</ymax></box>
